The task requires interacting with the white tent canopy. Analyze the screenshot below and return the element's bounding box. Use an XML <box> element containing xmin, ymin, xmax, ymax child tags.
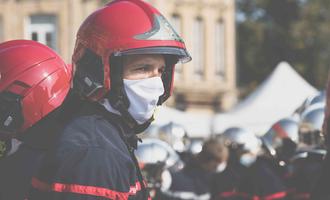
<box><xmin>149</xmin><ymin>62</ymin><xmax>318</xmax><ymax>138</ymax></box>
<box><xmin>213</xmin><ymin>62</ymin><xmax>318</xmax><ymax>135</ymax></box>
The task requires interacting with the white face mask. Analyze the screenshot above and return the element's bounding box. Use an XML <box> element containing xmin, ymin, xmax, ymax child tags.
<box><xmin>239</xmin><ymin>153</ymin><xmax>257</xmax><ymax>167</ymax></box>
<box><xmin>123</xmin><ymin>77</ymin><xmax>165</xmax><ymax>124</ymax></box>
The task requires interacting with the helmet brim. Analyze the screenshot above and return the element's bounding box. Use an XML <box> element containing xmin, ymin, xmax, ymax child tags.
<box><xmin>113</xmin><ymin>46</ymin><xmax>192</xmax><ymax>64</ymax></box>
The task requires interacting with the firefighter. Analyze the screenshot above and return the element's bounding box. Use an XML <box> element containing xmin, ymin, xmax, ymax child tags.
<box><xmin>163</xmin><ymin>138</ymin><xmax>229</xmax><ymax>200</ymax></box>
<box><xmin>261</xmin><ymin>117</ymin><xmax>300</xmax><ymax>195</ymax></box>
<box><xmin>0</xmin><ymin>40</ymin><xmax>72</xmax><ymax>200</ymax></box>
<box><xmin>212</xmin><ymin>127</ymin><xmax>288</xmax><ymax>200</ymax></box>
<box><xmin>28</xmin><ymin>0</ymin><xmax>191</xmax><ymax>199</ymax></box>
<box><xmin>292</xmin><ymin>104</ymin><xmax>326</xmax><ymax>199</ymax></box>
<box><xmin>135</xmin><ymin>138</ymin><xmax>183</xmax><ymax>199</ymax></box>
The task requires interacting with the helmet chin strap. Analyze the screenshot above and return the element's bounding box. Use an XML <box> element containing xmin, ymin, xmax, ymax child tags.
<box><xmin>109</xmin><ymin>96</ymin><xmax>153</xmax><ymax>151</ymax></box>
<box><xmin>107</xmin><ymin>93</ymin><xmax>153</xmax><ymax>134</ymax></box>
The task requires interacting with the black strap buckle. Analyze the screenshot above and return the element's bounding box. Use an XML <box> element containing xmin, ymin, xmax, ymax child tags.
<box><xmin>0</xmin><ymin>92</ymin><xmax>24</xmax><ymax>135</ymax></box>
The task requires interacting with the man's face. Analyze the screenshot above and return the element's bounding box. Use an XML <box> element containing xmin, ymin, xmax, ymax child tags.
<box><xmin>122</xmin><ymin>54</ymin><xmax>165</xmax><ymax>80</ymax></box>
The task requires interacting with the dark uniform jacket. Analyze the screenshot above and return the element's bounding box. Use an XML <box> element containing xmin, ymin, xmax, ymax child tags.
<box><xmin>28</xmin><ymin>103</ymin><xmax>149</xmax><ymax>200</ymax></box>
<box><xmin>310</xmin><ymin>152</ymin><xmax>330</xmax><ymax>200</ymax></box>
<box><xmin>0</xmin><ymin>106</ymin><xmax>67</xmax><ymax>200</ymax></box>
<box><xmin>161</xmin><ymin>158</ymin><xmax>211</xmax><ymax>200</ymax></box>
<box><xmin>292</xmin><ymin>150</ymin><xmax>324</xmax><ymax>200</ymax></box>
<box><xmin>0</xmin><ymin>143</ymin><xmax>44</xmax><ymax>200</ymax></box>
<box><xmin>210</xmin><ymin>160</ymin><xmax>249</xmax><ymax>200</ymax></box>
<box><xmin>211</xmin><ymin>157</ymin><xmax>288</xmax><ymax>200</ymax></box>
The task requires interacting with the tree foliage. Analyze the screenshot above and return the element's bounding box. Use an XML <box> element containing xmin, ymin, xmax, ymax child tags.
<box><xmin>237</xmin><ymin>0</ymin><xmax>330</xmax><ymax>92</ymax></box>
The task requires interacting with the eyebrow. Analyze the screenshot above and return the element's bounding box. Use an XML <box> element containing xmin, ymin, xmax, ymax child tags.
<box><xmin>132</xmin><ymin>63</ymin><xmax>165</xmax><ymax>69</ymax></box>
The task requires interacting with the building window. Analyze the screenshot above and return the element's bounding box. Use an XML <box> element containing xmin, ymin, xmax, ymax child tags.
<box><xmin>193</xmin><ymin>17</ymin><xmax>204</xmax><ymax>80</ymax></box>
<box><xmin>26</xmin><ymin>15</ymin><xmax>57</xmax><ymax>50</ymax></box>
<box><xmin>171</xmin><ymin>14</ymin><xmax>183</xmax><ymax>80</ymax></box>
<box><xmin>215</xmin><ymin>20</ymin><xmax>225</xmax><ymax>79</ymax></box>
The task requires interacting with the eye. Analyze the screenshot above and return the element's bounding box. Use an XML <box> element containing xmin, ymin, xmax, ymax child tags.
<box><xmin>134</xmin><ymin>66</ymin><xmax>149</xmax><ymax>72</ymax></box>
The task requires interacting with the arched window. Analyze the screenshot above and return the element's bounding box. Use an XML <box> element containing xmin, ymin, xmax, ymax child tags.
<box><xmin>215</xmin><ymin>19</ymin><xmax>225</xmax><ymax>79</ymax></box>
<box><xmin>171</xmin><ymin>14</ymin><xmax>183</xmax><ymax>80</ymax></box>
<box><xmin>193</xmin><ymin>17</ymin><xmax>204</xmax><ymax>80</ymax></box>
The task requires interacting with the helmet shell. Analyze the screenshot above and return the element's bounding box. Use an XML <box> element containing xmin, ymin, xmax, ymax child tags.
<box><xmin>135</xmin><ymin>138</ymin><xmax>183</xmax><ymax>170</ymax></box>
<box><xmin>263</xmin><ymin>117</ymin><xmax>299</xmax><ymax>149</ymax></box>
<box><xmin>221</xmin><ymin>127</ymin><xmax>261</xmax><ymax>155</ymax></box>
<box><xmin>300</xmin><ymin>104</ymin><xmax>325</xmax><ymax>147</ymax></box>
<box><xmin>310</xmin><ymin>90</ymin><xmax>326</xmax><ymax>105</ymax></box>
<box><xmin>0</xmin><ymin>40</ymin><xmax>72</xmax><ymax>135</ymax></box>
<box><xmin>158</xmin><ymin>122</ymin><xmax>189</xmax><ymax>152</ymax></box>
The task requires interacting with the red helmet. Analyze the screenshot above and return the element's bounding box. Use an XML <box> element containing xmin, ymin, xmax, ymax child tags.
<box><xmin>0</xmin><ymin>40</ymin><xmax>72</xmax><ymax>137</ymax></box>
<box><xmin>72</xmin><ymin>0</ymin><xmax>191</xmax><ymax>102</ymax></box>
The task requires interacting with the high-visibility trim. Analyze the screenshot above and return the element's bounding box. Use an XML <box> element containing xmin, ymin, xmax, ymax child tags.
<box><xmin>263</xmin><ymin>191</ymin><xmax>287</xmax><ymax>200</ymax></box>
<box><xmin>32</xmin><ymin>177</ymin><xmax>145</xmax><ymax>199</ymax></box>
<box><xmin>129</xmin><ymin>181</ymin><xmax>141</xmax><ymax>195</ymax></box>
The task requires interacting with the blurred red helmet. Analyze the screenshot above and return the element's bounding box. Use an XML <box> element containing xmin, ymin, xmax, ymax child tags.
<box><xmin>0</xmin><ymin>40</ymin><xmax>72</xmax><ymax>137</ymax></box>
<box><xmin>263</xmin><ymin>117</ymin><xmax>299</xmax><ymax>148</ymax></box>
<box><xmin>72</xmin><ymin>0</ymin><xmax>191</xmax><ymax>102</ymax></box>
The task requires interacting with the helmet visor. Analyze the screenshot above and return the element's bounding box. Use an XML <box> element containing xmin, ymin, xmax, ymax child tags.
<box><xmin>113</xmin><ymin>46</ymin><xmax>191</xmax><ymax>64</ymax></box>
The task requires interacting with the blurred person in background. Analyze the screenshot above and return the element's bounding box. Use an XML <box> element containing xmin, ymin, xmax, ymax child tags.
<box><xmin>135</xmin><ymin>138</ymin><xmax>184</xmax><ymax>199</ymax></box>
<box><xmin>298</xmin><ymin>103</ymin><xmax>325</xmax><ymax>150</ymax></box>
<box><xmin>261</xmin><ymin>117</ymin><xmax>299</xmax><ymax>195</ymax></box>
<box><xmin>212</xmin><ymin>127</ymin><xmax>288</xmax><ymax>200</ymax></box>
<box><xmin>262</xmin><ymin>117</ymin><xmax>299</xmax><ymax>164</ymax></box>
<box><xmin>162</xmin><ymin>137</ymin><xmax>228</xmax><ymax>200</ymax></box>
<box><xmin>28</xmin><ymin>0</ymin><xmax>191</xmax><ymax>199</ymax></box>
<box><xmin>291</xmin><ymin>103</ymin><xmax>325</xmax><ymax>199</ymax></box>
<box><xmin>0</xmin><ymin>40</ymin><xmax>72</xmax><ymax>200</ymax></box>
<box><xmin>310</xmin><ymin>88</ymin><xmax>330</xmax><ymax>200</ymax></box>
<box><xmin>290</xmin><ymin>148</ymin><xmax>325</xmax><ymax>199</ymax></box>
<box><xmin>157</xmin><ymin>122</ymin><xmax>193</xmax><ymax>164</ymax></box>
<box><xmin>211</xmin><ymin>127</ymin><xmax>258</xmax><ymax>200</ymax></box>
<box><xmin>158</xmin><ymin>122</ymin><xmax>190</xmax><ymax>152</ymax></box>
